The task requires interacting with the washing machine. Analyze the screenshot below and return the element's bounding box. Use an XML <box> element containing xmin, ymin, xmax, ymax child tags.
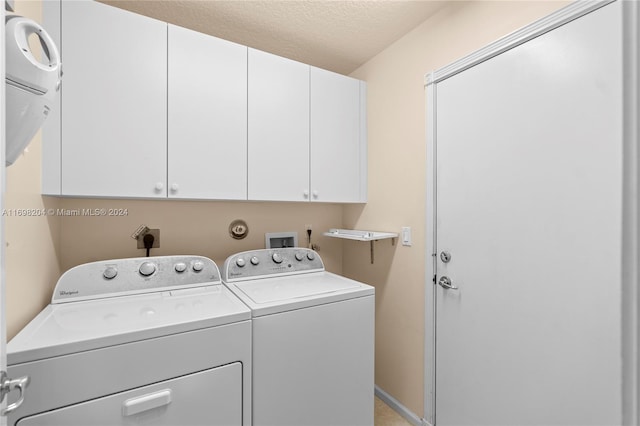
<box><xmin>222</xmin><ymin>247</ymin><xmax>374</xmax><ymax>426</ymax></box>
<box><xmin>6</xmin><ymin>255</ymin><xmax>251</xmax><ymax>426</ymax></box>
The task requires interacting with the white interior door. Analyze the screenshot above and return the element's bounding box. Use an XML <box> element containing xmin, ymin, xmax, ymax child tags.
<box><xmin>435</xmin><ymin>3</ymin><xmax>622</xmax><ymax>425</ymax></box>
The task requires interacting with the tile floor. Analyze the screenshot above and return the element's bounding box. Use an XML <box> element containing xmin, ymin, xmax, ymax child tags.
<box><xmin>374</xmin><ymin>396</ymin><xmax>412</xmax><ymax>426</ymax></box>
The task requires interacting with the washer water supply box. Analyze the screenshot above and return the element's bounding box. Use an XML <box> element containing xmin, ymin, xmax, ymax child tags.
<box><xmin>265</xmin><ymin>231</ymin><xmax>298</xmax><ymax>249</ymax></box>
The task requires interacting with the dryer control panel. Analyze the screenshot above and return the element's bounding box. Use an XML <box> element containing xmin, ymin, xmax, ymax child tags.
<box><xmin>52</xmin><ymin>255</ymin><xmax>221</xmax><ymax>304</ymax></box>
<box><xmin>222</xmin><ymin>248</ymin><xmax>324</xmax><ymax>283</ymax></box>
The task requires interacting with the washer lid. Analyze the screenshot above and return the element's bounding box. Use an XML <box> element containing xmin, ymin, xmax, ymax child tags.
<box><xmin>8</xmin><ymin>285</ymin><xmax>251</xmax><ymax>365</ymax></box>
<box><xmin>236</xmin><ymin>272</ymin><xmax>359</xmax><ymax>303</ymax></box>
<box><xmin>229</xmin><ymin>272</ymin><xmax>374</xmax><ymax>316</ymax></box>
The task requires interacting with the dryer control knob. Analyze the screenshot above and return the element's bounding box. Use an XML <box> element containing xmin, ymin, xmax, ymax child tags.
<box><xmin>103</xmin><ymin>266</ymin><xmax>118</xmax><ymax>280</ymax></box>
<box><xmin>236</xmin><ymin>258</ymin><xmax>246</xmax><ymax>268</ymax></box>
<box><xmin>307</xmin><ymin>252</ymin><xmax>316</xmax><ymax>261</ymax></box>
<box><xmin>175</xmin><ymin>262</ymin><xmax>187</xmax><ymax>273</ymax></box>
<box><xmin>192</xmin><ymin>261</ymin><xmax>204</xmax><ymax>272</ymax></box>
<box><xmin>272</xmin><ymin>253</ymin><xmax>283</xmax><ymax>264</ymax></box>
<box><xmin>295</xmin><ymin>253</ymin><xmax>304</xmax><ymax>261</ymax></box>
<box><xmin>139</xmin><ymin>262</ymin><xmax>156</xmax><ymax>277</ymax></box>
<box><xmin>250</xmin><ymin>256</ymin><xmax>260</xmax><ymax>265</ymax></box>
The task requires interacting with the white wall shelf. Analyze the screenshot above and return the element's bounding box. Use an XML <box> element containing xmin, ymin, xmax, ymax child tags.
<box><xmin>323</xmin><ymin>229</ymin><xmax>398</xmax><ymax>263</ymax></box>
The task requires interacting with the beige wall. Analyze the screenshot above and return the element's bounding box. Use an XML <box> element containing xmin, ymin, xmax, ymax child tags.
<box><xmin>56</xmin><ymin>198</ymin><xmax>343</xmax><ymax>274</ymax></box>
<box><xmin>345</xmin><ymin>0</ymin><xmax>569</xmax><ymax>417</ymax></box>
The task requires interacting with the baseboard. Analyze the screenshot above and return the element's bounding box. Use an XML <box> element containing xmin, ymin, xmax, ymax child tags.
<box><xmin>374</xmin><ymin>385</ymin><xmax>427</xmax><ymax>426</ymax></box>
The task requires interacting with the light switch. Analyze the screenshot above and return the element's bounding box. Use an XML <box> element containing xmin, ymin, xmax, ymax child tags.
<box><xmin>402</xmin><ymin>226</ymin><xmax>412</xmax><ymax>246</ymax></box>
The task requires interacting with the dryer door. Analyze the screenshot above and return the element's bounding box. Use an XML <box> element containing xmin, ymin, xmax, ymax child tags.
<box><xmin>16</xmin><ymin>363</ymin><xmax>242</xmax><ymax>426</ymax></box>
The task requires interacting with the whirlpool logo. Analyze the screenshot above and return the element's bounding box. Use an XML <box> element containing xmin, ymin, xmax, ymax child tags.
<box><xmin>59</xmin><ymin>290</ymin><xmax>79</xmax><ymax>296</ymax></box>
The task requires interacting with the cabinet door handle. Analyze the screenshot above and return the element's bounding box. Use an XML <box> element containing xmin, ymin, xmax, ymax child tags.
<box><xmin>154</xmin><ymin>182</ymin><xmax>164</xmax><ymax>192</ymax></box>
<box><xmin>122</xmin><ymin>389</ymin><xmax>172</xmax><ymax>417</ymax></box>
<box><xmin>312</xmin><ymin>190</ymin><xmax>319</xmax><ymax>199</ymax></box>
<box><xmin>303</xmin><ymin>190</ymin><xmax>309</xmax><ymax>199</ymax></box>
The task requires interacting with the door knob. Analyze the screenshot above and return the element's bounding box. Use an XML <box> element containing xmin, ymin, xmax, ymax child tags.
<box><xmin>440</xmin><ymin>251</ymin><xmax>451</xmax><ymax>263</ymax></box>
<box><xmin>438</xmin><ymin>276</ymin><xmax>458</xmax><ymax>290</ymax></box>
<box><xmin>0</xmin><ymin>370</ymin><xmax>30</xmax><ymax>416</ymax></box>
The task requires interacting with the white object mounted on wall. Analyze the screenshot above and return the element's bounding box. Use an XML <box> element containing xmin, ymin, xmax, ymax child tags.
<box><xmin>323</xmin><ymin>229</ymin><xmax>398</xmax><ymax>264</ymax></box>
<box><xmin>5</xmin><ymin>11</ymin><xmax>61</xmax><ymax>165</ymax></box>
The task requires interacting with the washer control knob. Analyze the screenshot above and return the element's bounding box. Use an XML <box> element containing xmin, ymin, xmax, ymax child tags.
<box><xmin>103</xmin><ymin>266</ymin><xmax>118</xmax><ymax>280</ymax></box>
<box><xmin>139</xmin><ymin>262</ymin><xmax>156</xmax><ymax>277</ymax></box>
<box><xmin>192</xmin><ymin>261</ymin><xmax>204</xmax><ymax>272</ymax></box>
<box><xmin>250</xmin><ymin>256</ymin><xmax>260</xmax><ymax>265</ymax></box>
<box><xmin>272</xmin><ymin>253</ymin><xmax>283</xmax><ymax>264</ymax></box>
<box><xmin>295</xmin><ymin>252</ymin><xmax>304</xmax><ymax>261</ymax></box>
<box><xmin>175</xmin><ymin>262</ymin><xmax>187</xmax><ymax>273</ymax></box>
<box><xmin>307</xmin><ymin>252</ymin><xmax>316</xmax><ymax>261</ymax></box>
<box><xmin>236</xmin><ymin>258</ymin><xmax>246</xmax><ymax>268</ymax></box>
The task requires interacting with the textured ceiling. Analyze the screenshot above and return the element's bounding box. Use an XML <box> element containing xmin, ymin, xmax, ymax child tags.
<box><xmin>99</xmin><ymin>1</ymin><xmax>449</xmax><ymax>74</ymax></box>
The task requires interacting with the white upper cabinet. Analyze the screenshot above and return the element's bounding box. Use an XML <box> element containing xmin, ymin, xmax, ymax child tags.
<box><xmin>310</xmin><ymin>67</ymin><xmax>367</xmax><ymax>203</ymax></box>
<box><xmin>168</xmin><ymin>25</ymin><xmax>248</xmax><ymax>200</ymax></box>
<box><xmin>60</xmin><ymin>1</ymin><xmax>168</xmax><ymax>198</ymax></box>
<box><xmin>42</xmin><ymin>1</ymin><xmax>366</xmax><ymax>203</ymax></box>
<box><xmin>248</xmin><ymin>49</ymin><xmax>310</xmax><ymax>201</ymax></box>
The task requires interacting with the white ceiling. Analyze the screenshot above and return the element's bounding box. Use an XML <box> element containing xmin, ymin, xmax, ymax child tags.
<box><xmin>100</xmin><ymin>0</ymin><xmax>450</xmax><ymax>75</ymax></box>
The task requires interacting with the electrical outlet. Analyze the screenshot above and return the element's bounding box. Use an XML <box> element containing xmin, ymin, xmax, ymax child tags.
<box><xmin>137</xmin><ymin>229</ymin><xmax>160</xmax><ymax>249</ymax></box>
<box><xmin>305</xmin><ymin>224</ymin><xmax>313</xmax><ymax>248</ymax></box>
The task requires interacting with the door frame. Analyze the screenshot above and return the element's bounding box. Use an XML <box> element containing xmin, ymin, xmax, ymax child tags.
<box><xmin>423</xmin><ymin>1</ymin><xmax>638</xmax><ymax>424</ymax></box>
<box><xmin>1</xmin><ymin>3</ymin><xmax>6</xmax><ymax>424</ymax></box>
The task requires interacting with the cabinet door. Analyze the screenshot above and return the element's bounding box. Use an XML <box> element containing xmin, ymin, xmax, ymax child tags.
<box><xmin>61</xmin><ymin>1</ymin><xmax>167</xmax><ymax>198</ymax></box>
<box><xmin>310</xmin><ymin>68</ymin><xmax>367</xmax><ymax>203</ymax></box>
<box><xmin>248</xmin><ymin>49</ymin><xmax>310</xmax><ymax>201</ymax></box>
<box><xmin>168</xmin><ymin>25</ymin><xmax>247</xmax><ymax>200</ymax></box>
